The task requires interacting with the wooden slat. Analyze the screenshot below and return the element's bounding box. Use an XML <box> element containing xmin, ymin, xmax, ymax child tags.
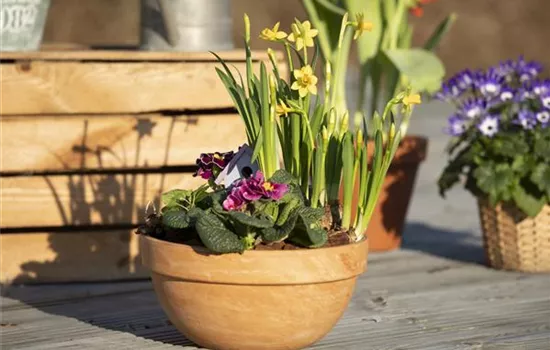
<box><xmin>0</xmin><ymin>113</ymin><xmax>246</xmax><ymax>172</ymax></box>
<box><xmin>0</xmin><ymin>61</ymin><xmax>253</xmax><ymax>114</ymax></box>
<box><xmin>0</xmin><ymin>230</ymin><xmax>148</xmax><ymax>284</ymax></box>
<box><xmin>0</xmin><ymin>173</ymin><xmax>204</xmax><ymax>228</ymax></box>
<box><xmin>0</xmin><ymin>49</ymin><xmax>273</xmax><ymax>62</ymax></box>
<box><xmin>42</xmin><ymin>0</ymin><xmax>141</xmax><ymax>48</ymax></box>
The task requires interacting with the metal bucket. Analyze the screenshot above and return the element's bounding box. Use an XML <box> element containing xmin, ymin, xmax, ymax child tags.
<box><xmin>141</xmin><ymin>0</ymin><xmax>234</xmax><ymax>52</ymax></box>
<box><xmin>1</xmin><ymin>0</ymin><xmax>51</xmax><ymax>51</ymax></box>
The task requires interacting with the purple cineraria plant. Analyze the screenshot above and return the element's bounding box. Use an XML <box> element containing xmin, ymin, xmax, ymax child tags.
<box><xmin>515</xmin><ymin>109</ymin><xmax>537</xmax><ymax>130</ymax></box>
<box><xmin>446</xmin><ymin>115</ymin><xmax>469</xmax><ymax>136</ymax></box>
<box><xmin>436</xmin><ymin>56</ymin><xmax>548</xmax><ymax>138</ymax></box>
<box><xmin>460</xmin><ymin>98</ymin><xmax>486</xmax><ymax>119</ymax></box>
<box><xmin>478</xmin><ymin>115</ymin><xmax>499</xmax><ymax>137</ymax></box>
<box><xmin>476</xmin><ymin>68</ymin><xmax>504</xmax><ymax>98</ymax></box>
<box><xmin>222</xmin><ymin>171</ymin><xmax>288</xmax><ymax>211</ymax></box>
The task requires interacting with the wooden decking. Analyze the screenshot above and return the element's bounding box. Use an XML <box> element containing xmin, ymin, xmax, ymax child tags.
<box><xmin>2</xmin><ymin>247</ymin><xmax>549</xmax><ymax>350</ymax></box>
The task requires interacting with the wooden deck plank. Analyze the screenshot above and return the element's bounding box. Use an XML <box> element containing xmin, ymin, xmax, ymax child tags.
<box><xmin>2</xmin><ymin>249</ymin><xmax>549</xmax><ymax>349</ymax></box>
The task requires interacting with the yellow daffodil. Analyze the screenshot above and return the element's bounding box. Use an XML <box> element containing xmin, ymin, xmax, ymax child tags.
<box><xmin>259</xmin><ymin>22</ymin><xmax>287</xmax><ymax>41</ymax></box>
<box><xmin>291</xmin><ymin>65</ymin><xmax>318</xmax><ymax>98</ymax></box>
<box><xmin>403</xmin><ymin>93</ymin><xmax>422</xmax><ymax>106</ymax></box>
<box><xmin>287</xmin><ymin>20</ymin><xmax>318</xmax><ymax>50</ymax></box>
<box><xmin>352</xmin><ymin>13</ymin><xmax>374</xmax><ymax>40</ymax></box>
<box><xmin>276</xmin><ymin>100</ymin><xmax>293</xmax><ymax>116</ymax></box>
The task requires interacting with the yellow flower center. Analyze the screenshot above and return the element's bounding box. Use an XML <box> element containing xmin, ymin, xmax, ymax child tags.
<box><xmin>213</xmin><ymin>154</ymin><xmax>223</xmax><ymax>160</ymax></box>
<box><xmin>262</xmin><ymin>182</ymin><xmax>274</xmax><ymax>191</ymax></box>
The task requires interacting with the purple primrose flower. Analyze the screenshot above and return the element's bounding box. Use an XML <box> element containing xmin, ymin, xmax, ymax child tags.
<box><xmin>193</xmin><ymin>151</ymin><xmax>235</xmax><ymax>180</ymax></box>
<box><xmin>478</xmin><ymin>115</ymin><xmax>499</xmax><ymax>137</ymax></box>
<box><xmin>222</xmin><ymin>171</ymin><xmax>289</xmax><ymax>211</ymax></box>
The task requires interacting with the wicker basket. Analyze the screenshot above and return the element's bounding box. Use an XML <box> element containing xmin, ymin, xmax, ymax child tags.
<box><xmin>477</xmin><ymin>198</ymin><xmax>550</xmax><ymax>272</ymax></box>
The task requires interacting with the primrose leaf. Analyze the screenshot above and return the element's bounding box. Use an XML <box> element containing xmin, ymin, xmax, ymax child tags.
<box><xmin>269</xmin><ymin>169</ymin><xmax>296</xmax><ymax>184</ymax></box>
<box><xmin>530</xmin><ymin>163</ymin><xmax>550</xmax><ymax>198</ymax></box>
<box><xmin>162</xmin><ymin>210</ymin><xmax>190</xmax><ymax>229</ymax></box>
<box><xmin>226</xmin><ymin>211</ymin><xmax>274</xmax><ymax>229</ymax></box>
<box><xmin>162</xmin><ymin>189</ymin><xmax>192</xmax><ymax>207</ymax></box>
<box><xmin>276</xmin><ymin>197</ymin><xmax>301</xmax><ymax>226</ymax></box>
<box><xmin>512</xmin><ymin>185</ymin><xmax>545</xmax><ymax>218</ymax></box>
<box><xmin>289</xmin><ymin>207</ymin><xmax>327</xmax><ymax>248</ymax></box>
<box><xmin>196</xmin><ymin>212</ymin><xmax>245</xmax><ymax>254</ymax></box>
<box><xmin>261</xmin><ymin>213</ymin><xmax>298</xmax><ymax>243</ymax></box>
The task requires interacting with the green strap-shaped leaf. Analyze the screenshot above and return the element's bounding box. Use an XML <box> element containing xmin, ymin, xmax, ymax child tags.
<box><xmin>196</xmin><ymin>212</ymin><xmax>245</xmax><ymax>254</ymax></box>
<box><xmin>383</xmin><ymin>48</ymin><xmax>445</xmax><ymax>93</ymax></box>
<box><xmin>226</xmin><ymin>211</ymin><xmax>274</xmax><ymax>229</ymax></box>
<box><xmin>424</xmin><ymin>13</ymin><xmax>456</xmax><ymax>51</ymax></box>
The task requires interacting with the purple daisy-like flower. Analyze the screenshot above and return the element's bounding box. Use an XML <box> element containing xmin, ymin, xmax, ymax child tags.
<box><xmin>536</xmin><ymin>109</ymin><xmax>550</xmax><ymax>125</ymax></box>
<box><xmin>495</xmin><ymin>59</ymin><xmax>515</xmax><ymax>79</ymax></box>
<box><xmin>515</xmin><ymin>56</ymin><xmax>543</xmax><ymax>82</ymax></box>
<box><xmin>477</xmin><ymin>115</ymin><xmax>499</xmax><ymax>137</ymax></box>
<box><xmin>515</xmin><ymin>109</ymin><xmax>537</xmax><ymax>130</ymax></box>
<box><xmin>453</xmin><ymin>69</ymin><xmax>475</xmax><ymax>90</ymax></box>
<box><xmin>540</xmin><ymin>91</ymin><xmax>550</xmax><ymax>109</ymax></box>
<box><xmin>222</xmin><ymin>171</ymin><xmax>289</xmax><ymax>211</ymax></box>
<box><xmin>499</xmin><ymin>87</ymin><xmax>515</xmax><ymax>102</ymax></box>
<box><xmin>475</xmin><ymin>68</ymin><xmax>504</xmax><ymax>98</ymax></box>
<box><xmin>531</xmin><ymin>79</ymin><xmax>550</xmax><ymax>96</ymax></box>
<box><xmin>445</xmin><ymin>114</ymin><xmax>469</xmax><ymax>136</ymax></box>
<box><xmin>435</xmin><ymin>79</ymin><xmax>463</xmax><ymax>101</ymax></box>
<box><xmin>193</xmin><ymin>151</ymin><xmax>235</xmax><ymax>180</ymax></box>
<box><xmin>459</xmin><ymin>98</ymin><xmax>486</xmax><ymax>119</ymax></box>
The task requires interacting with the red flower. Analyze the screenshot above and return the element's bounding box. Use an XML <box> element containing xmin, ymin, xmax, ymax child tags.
<box><xmin>409</xmin><ymin>0</ymin><xmax>437</xmax><ymax>17</ymax></box>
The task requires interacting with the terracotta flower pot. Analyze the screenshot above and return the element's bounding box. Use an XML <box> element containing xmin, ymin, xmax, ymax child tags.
<box><xmin>346</xmin><ymin>135</ymin><xmax>427</xmax><ymax>252</ymax></box>
<box><xmin>140</xmin><ymin>235</ymin><xmax>368</xmax><ymax>350</ymax></box>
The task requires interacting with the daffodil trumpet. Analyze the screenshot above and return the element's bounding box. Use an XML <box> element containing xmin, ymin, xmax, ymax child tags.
<box><xmin>214</xmin><ymin>14</ymin><xmax>420</xmax><ymax>240</ymax></box>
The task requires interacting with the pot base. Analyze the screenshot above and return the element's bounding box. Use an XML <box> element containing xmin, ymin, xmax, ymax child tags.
<box><xmin>153</xmin><ymin>274</ymin><xmax>356</xmax><ymax>350</ymax></box>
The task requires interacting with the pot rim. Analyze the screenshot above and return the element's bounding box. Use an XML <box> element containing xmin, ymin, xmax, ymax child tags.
<box><xmin>140</xmin><ymin>234</ymin><xmax>368</xmax><ymax>285</ymax></box>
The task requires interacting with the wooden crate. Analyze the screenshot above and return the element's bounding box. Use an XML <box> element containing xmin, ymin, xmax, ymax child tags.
<box><xmin>0</xmin><ymin>50</ymin><xmax>284</xmax><ymax>284</ymax></box>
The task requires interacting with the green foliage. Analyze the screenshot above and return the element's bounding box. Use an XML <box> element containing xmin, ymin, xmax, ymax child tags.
<box><xmin>439</xmin><ymin>127</ymin><xmax>550</xmax><ymax>217</ymax></box>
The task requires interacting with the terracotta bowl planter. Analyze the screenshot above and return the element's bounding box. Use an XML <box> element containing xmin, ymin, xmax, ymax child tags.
<box><xmin>346</xmin><ymin>135</ymin><xmax>428</xmax><ymax>252</ymax></box>
<box><xmin>140</xmin><ymin>235</ymin><xmax>368</xmax><ymax>350</ymax></box>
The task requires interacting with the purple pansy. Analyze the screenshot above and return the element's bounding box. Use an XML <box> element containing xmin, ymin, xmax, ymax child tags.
<box><xmin>515</xmin><ymin>109</ymin><xmax>537</xmax><ymax>130</ymax></box>
<box><xmin>478</xmin><ymin>115</ymin><xmax>499</xmax><ymax>137</ymax></box>
<box><xmin>222</xmin><ymin>171</ymin><xmax>289</xmax><ymax>211</ymax></box>
<box><xmin>445</xmin><ymin>114</ymin><xmax>469</xmax><ymax>136</ymax></box>
<box><xmin>459</xmin><ymin>98</ymin><xmax>486</xmax><ymax>119</ymax></box>
<box><xmin>194</xmin><ymin>151</ymin><xmax>235</xmax><ymax>180</ymax></box>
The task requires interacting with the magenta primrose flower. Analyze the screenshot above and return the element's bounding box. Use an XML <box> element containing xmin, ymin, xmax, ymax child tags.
<box><xmin>222</xmin><ymin>171</ymin><xmax>289</xmax><ymax>211</ymax></box>
<box><xmin>193</xmin><ymin>151</ymin><xmax>235</xmax><ymax>180</ymax></box>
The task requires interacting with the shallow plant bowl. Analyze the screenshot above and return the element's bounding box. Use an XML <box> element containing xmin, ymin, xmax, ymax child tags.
<box><xmin>140</xmin><ymin>235</ymin><xmax>368</xmax><ymax>350</ymax></box>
